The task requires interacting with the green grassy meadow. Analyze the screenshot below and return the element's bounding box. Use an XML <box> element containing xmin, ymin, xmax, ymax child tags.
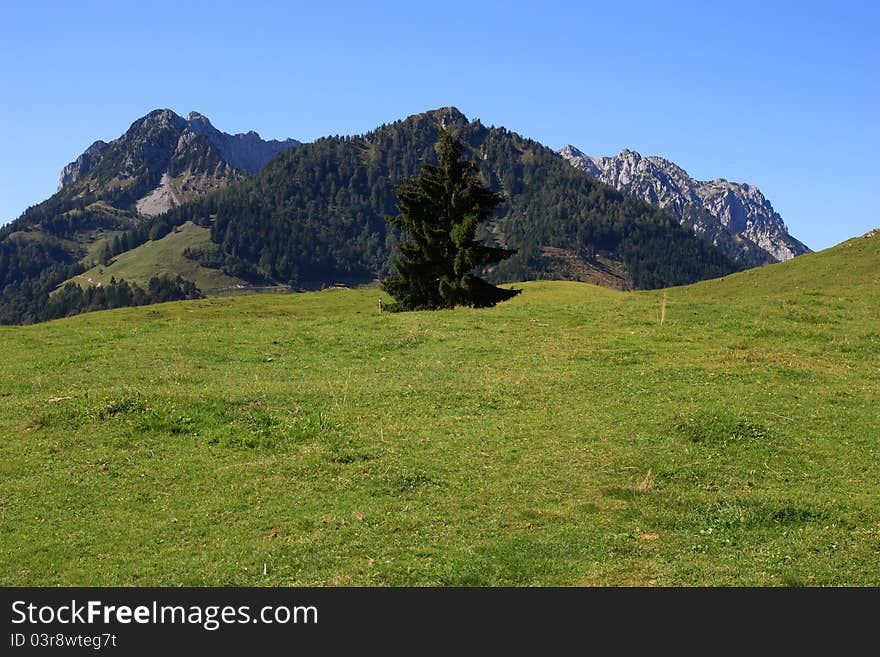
<box><xmin>1</xmin><ymin>233</ymin><xmax>878</xmax><ymax>585</ymax></box>
<box><xmin>67</xmin><ymin>221</ymin><xmax>246</xmax><ymax>293</ymax></box>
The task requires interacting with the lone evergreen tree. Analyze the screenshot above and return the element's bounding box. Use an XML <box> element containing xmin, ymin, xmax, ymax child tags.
<box><xmin>382</xmin><ymin>129</ymin><xmax>520</xmax><ymax>310</ymax></box>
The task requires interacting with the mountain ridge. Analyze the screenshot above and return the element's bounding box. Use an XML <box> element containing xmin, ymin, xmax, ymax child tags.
<box><xmin>2</xmin><ymin>106</ymin><xmax>745</xmax><ymax>323</ymax></box>
<box><xmin>57</xmin><ymin>108</ymin><xmax>301</xmax><ymax>196</ymax></box>
<box><xmin>0</xmin><ymin>109</ymin><xmax>303</xmax><ymax>323</ymax></box>
<box><xmin>170</xmin><ymin>106</ymin><xmax>738</xmax><ymax>292</ymax></box>
<box><xmin>559</xmin><ymin>145</ymin><xmax>810</xmax><ymax>264</ymax></box>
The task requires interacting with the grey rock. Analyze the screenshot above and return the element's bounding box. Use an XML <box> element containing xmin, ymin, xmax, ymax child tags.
<box><xmin>185</xmin><ymin>111</ymin><xmax>301</xmax><ymax>173</ymax></box>
<box><xmin>560</xmin><ymin>145</ymin><xmax>810</xmax><ymax>262</ymax></box>
<box><xmin>57</xmin><ymin>140</ymin><xmax>109</xmax><ymax>191</ymax></box>
<box><xmin>57</xmin><ymin>109</ymin><xmax>302</xmax><ymax>217</ymax></box>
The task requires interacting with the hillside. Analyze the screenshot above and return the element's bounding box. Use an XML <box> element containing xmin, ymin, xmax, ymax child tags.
<box><xmin>560</xmin><ymin>145</ymin><xmax>811</xmax><ymax>264</ymax></box>
<box><xmin>66</xmin><ymin>221</ymin><xmax>246</xmax><ymax>293</ymax></box>
<box><xmin>0</xmin><ymin>109</ymin><xmax>300</xmax><ymax>324</ymax></box>
<box><xmin>1</xmin><ymin>107</ymin><xmax>741</xmax><ymax>324</ymax></box>
<box><xmin>678</xmin><ymin>228</ymin><xmax>878</xmax><ymax>300</ymax></box>
<box><xmin>1</xmin><ymin>231</ymin><xmax>877</xmax><ymax>586</ymax></box>
<box><xmin>172</xmin><ymin>107</ymin><xmax>738</xmax><ymax>290</ymax></box>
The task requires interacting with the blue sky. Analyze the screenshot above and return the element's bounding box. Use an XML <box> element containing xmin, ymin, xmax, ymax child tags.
<box><xmin>1</xmin><ymin>0</ymin><xmax>877</xmax><ymax>250</ymax></box>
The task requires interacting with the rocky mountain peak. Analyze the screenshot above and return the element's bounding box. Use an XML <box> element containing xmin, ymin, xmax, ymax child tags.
<box><xmin>52</xmin><ymin>109</ymin><xmax>303</xmax><ymax>220</ymax></box>
<box><xmin>182</xmin><ymin>110</ymin><xmax>301</xmax><ymax>174</ymax></box>
<box><xmin>137</xmin><ymin>108</ymin><xmax>186</xmax><ymax>132</ymax></box>
<box><xmin>186</xmin><ymin>111</ymin><xmax>211</xmax><ymax>123</ymax></box>
<box><xmin>557</xmin><ymin>145</ymin><xmax>579</xmax><ymax>161</ymax></box>
<box><xmin>57</xmin><ymin>109</ymin><xmax>302</xmax><ymax>196</ymax></box>
<box><xmin>559</xmin><ymin>144</ymin><xmax>585</xmax><ymax>158</ymax></box>
<box><xmin>558</xmin><ymin>145</ymin><xmax>600</xmax><ymax>177</ymax></box>
<box><xmin>560</xmin><ymin>145</ymin><xmax>810</xmax><ymax>263</ymax></box>
<box><xmin>433</xmin><ymin>106</ymin><xmax>466</xmax><ymax>120</ymax></box>
<box><xmin>415</xmin><ymin>106</ymin><xmax>469</xmax><ymax>130</ymax></box>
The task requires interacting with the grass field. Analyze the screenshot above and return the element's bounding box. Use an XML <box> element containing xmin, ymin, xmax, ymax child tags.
<box><xmin>67</xmin><ymin>221</ymin><xmax>246</xmax><ymax>292</ymax></box>
<box><xmin>1</xmin><ymin>232</ymin><xmax>878</xmax><ymax>585</ymax></box>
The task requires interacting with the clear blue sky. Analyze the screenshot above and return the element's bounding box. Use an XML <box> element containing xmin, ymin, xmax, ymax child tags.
<box><xmin>2</xmin><ymin>0</ymin><xmax>877</xmax><ymax>250</ymax></box>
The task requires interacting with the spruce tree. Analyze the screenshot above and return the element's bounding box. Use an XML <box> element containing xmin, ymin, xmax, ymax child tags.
<box><xmin>382</xmin><ymin>129</ymin><xmax>520</xmax><ymax>310</ymax></box>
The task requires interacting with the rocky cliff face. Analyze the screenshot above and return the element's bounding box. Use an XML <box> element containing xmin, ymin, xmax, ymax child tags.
<box><xmin>559</xmin><ymin>145</ymin><xmax>810</xmax><ymax>263</ymax></box>
<box><xmin>185</xmin><ymin>111</ymin><xmax>301</xmax><ymax>174</ymax></box>
<box><xmin>57</xmin><ymin>109</ymin><xmax>301</xmax><ymax>215</ymax></box>
<box><xmin>57</xmin><ymin>140</ymin><xmax>109</xmax><ymax>190</ymax></box>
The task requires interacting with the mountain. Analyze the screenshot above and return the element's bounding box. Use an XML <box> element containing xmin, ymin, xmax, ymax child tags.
<box><xmin>57</xmin><ymin>139</ymin><xmax>110</xmax><ymax>190</ymax></box>
<box><xmin>165</xmin><ymin>107</ymin><xmax>737</xmax><ymax>290</ymax></box>
<box><xmin>183</xmin><ymin>112</ymin><xmax>301</xmax><ymax>175</ymax></box>
<box><xmin>55</xmin><ymin>109</ymin><xmax>301</xmax><ymax>213</ymax></box>
<box><xmin>559</xmin><ymin>145</ymin><xmax>810</xmax><ymax>265</ymax></box>
<box><xmin>1</xmin><ymin>107</ymin><xmax>740</xmax><ymax>324</ymax></box>
<box><xmin>0</xmin><ymin>109</ymin><xmax>301</xmax><ymax>323</ymax></box>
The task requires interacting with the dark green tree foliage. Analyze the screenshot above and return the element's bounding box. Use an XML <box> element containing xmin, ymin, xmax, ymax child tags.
<box><xmin>6</xmin><ymin>275</ymin><xmax>203</xmax><ymax>325</ymax></box>
<box><xmin>174</xmin><ymin>108</ymin><xmax>738</xmax><ymax>291</ymax></box>
<box><xmin>383</xmin><ymin>129</ymin><xmax>520</xmax><ymax>310</ymax></box>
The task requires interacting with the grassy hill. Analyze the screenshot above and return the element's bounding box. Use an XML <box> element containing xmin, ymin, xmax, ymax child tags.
<box><xmin>0</xmin><ymin>231</ymin><xmax>877</xmax><ymax>586</ymax></box>
<box><xmin>66</xmin><ymin>221</ymin><xmax>246</xmax><ymax>293</ymax></box>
